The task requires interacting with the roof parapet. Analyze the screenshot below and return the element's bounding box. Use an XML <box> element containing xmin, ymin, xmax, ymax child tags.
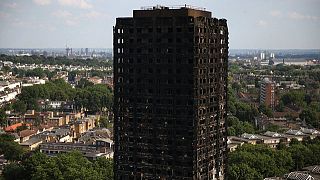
<box><xmin>140</xmin><ymin>4</ymin><xmax>206</xmax><ymax>11</ymax></box>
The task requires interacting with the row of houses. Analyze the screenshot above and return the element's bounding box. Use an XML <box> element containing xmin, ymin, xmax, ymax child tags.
<box><xmin>0</xmin><ymin>81</ymin><xmax>21</xmax><ymax>107</ymax></box>
<box><xmin>40</xmin><ymin>138</ymin><xmax>113</xmax><ymax>160</ymax></box>
<box><xmin>6</xmin><ymin>110</ymin><xmax>83</xmax><ymax>128</ymax></box>
<box><xmin>228</xmin><ymin>128</ymin><xmax>320</xmax><ymax>151</ymax></box>
<box><xmin>265</xmin><ymin>165</ymin><xmax>320</xmax><ymax>180</ymax></box>
<box><xmin>39</xmin><ymin>127</ymin><xmax>114</xmax><ymax>160</ymax></box>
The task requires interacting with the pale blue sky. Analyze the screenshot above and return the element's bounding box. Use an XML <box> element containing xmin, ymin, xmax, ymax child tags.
<box><xmin>0</xmin><ymin>0</ymin><xmax>319</xmax><ymax>49</ymax></box>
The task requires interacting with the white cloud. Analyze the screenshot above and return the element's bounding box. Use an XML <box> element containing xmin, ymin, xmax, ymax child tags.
<box><xmin>270</xmin><ymin>10</ymin><xmax>282</xmax><ymax>17</ymax></box>
<box><xmin>84</xmin><ymin>11</ymin><xmax>102</xmax><ymax>18</ymax></box>
<box><xmin>32</xmin><ymin>0</ymin><xmax>52</xmax><ymax>6</ymax></box>
<box><xmin>52</xmin><ymin>10</ymin><xmax>72</xmax><ymax>18</ymax></box>
<box><xmin>257</xmin><ymin>20</ymin><xmax>268</xmax><ymax>27</ymax></box>
<box><xmin>0</xmin><ymin>12</ymin><xmax>10</xmax><ymax>19</ymax></box>
<box><xmin>65</xmin><ymin>19</ymin><xmax>78</xmax><ymax>26</ymax></box>
<box><xmin>11</xmin><ymin>19</ymin><xmax>30</xmax><ymax>27</ymax></box>
<box><xmin>4</xmin><ymin>2</ymin><xmax>18</xmax><ymax>8</ymax></box>
<box><xmin>83</xmin><ymin>11</ymin><xmax>109</xmax><ymax>19</ymax></box>
<box><xmin>52</xmin><ymin>10</ymin><xmax>79</xmax><ymax>26</ymax></box>
<box><xmin>288</xmin><ymin>12</ymin><xmax>320</xmax><ymax>21</ymax></box>
<box><xmin>57</xmin><ymin>0</ymin><xmax>92</xmax><ymax>9</ymax></box>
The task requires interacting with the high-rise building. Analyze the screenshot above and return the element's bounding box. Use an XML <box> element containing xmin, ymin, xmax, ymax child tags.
<box><xmin>260</xmin><ymin>78</ymin><xmax>275</xmax><ymax>110</ymax></box>
<box><xmin>113</xmin><ymin>5</ymin><xmax>228</xmax><ymax>180</ymax></box>
<box><xmin>85</xmin><ymin>48</ymin><xmax>89</xmax><ymax>56</ymax></box>
<box><xmin>260</xmin><ymin>52</ymin><xmax>265</xmax><ymax>60</ymax></box>
<box><xmin>270</xmin><ymin>53</ymin><xmax>275</xmax><ymax>59</ymax></box>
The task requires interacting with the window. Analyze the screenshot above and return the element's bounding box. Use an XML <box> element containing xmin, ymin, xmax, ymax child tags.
<box><xmin>117</xmin><ymin>28</ymin><xmax>123</xmax><ymax>34</ymax></box>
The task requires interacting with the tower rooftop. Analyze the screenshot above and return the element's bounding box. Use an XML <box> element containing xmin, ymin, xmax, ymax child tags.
<box><xmin>134</xmin><ymin>5</ymin><xmax>211</xmax><ymax>18</ymax></box>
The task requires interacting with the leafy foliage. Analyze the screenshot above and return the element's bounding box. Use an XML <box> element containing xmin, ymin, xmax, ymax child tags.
<box><xmin>227</xmin><ymin>137</ymin><xmax>320</xmax><ymax>179</ymax></box>
<box><xmin>280</xmin><ymin>90</ymin><xmax>306</xmax><ymax>108</ymax></box>
<box><xmin>0</xmin><ymin>54</ymin><xmax>112</xmax><ymax>67</ymax></box>
<box><xmin>0</xmin><ymin>134</ymin><xmax>26</xmax><ymax>161</ymax></box>
<box><xmin>11</xmin><ymin>79</ymin><xmax>113</xmax><ymax>113</ymax></box>
<box><xmin>227</xmin><ymin>116</ymin><xmax>255</xmax><ymax>136</ymax></box>
<box><xmin>299</xmin><ymin>108</ymin><xmax>320</xmax><ymax>128</ymax></box>
<box><xmin>3</xmin><ymin>151</ymin><xmax>113</xmax><ymax>180</ymax></box>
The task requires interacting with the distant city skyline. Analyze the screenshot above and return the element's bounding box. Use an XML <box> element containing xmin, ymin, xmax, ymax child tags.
<box><xmin>0</xmin><ymin>0</ymin><xmax>320</xmax><ymax>49</ymax></box>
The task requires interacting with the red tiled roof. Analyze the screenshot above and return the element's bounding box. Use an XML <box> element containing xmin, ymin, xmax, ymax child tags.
<box><xmin>4</xmin><ymin>123</ymin><xmax>23</xmax><ymax>132</ymax></box>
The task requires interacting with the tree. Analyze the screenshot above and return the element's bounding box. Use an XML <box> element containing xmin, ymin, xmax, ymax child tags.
<box><xmin>265</xmin><ymin>124</ymin><xmax>280</xmax><ymax>132</ymax></box>
<box><xmin>0</xmin><ymin>134</ymin><xmax>15</xmax><ymax>142</ymax></box>
<box><xmin>0</xmin><ymin>108</ymin><xmax>8</xmax><ymax>127</ymax></box>
<box><xmin>2</xmin><ymin>162</ymin><xmax>26</xmax><ymax>180</ymax></box>
<box><xmin>300</xmin><ymin>109</ymin><xmax>319</xmax><ymax>128</ymax></box>
<box><xmin>76</xmin><ymin>78</ymin><xmax>94</xmax><ymax>88</ymax></box>
<box><xmin>259</xmin><ymin>104</ymin><xmax>273</xmax><ymax>117</ymax></box>
<box><xmin>281</xmin><ymin>91</ymin><xmax>306</xmax><ymax>108</ymax></box>
<box><xmin>227</xmin><ymin>116</ymin><xmax>255</xmax><ymax>136</ymax></box>
<box><xmin>274</xmin><ymin>150</ymin><xmax>294</xmax><ymax>175</ymax></box>
<box><xmin>227</xmin><ymin>126</ymin><xmax>236</xmax><ymax>136</ymax></box>
<box><xmin>228</xmin><ymin>163</ymin><xmax>263</xmax><ymax>180</ymax></box>
<box><xmin>276</xmin><ymin>101</ymin><xmax>285</xmax><ymax>112</ymax></box>
<box><xmin>12</xmin><ymin>100</ymin><xmax>27</xmax><ymax>113</ymax></box>
<box><xmin>1</xmin><ymin>66</ymin><xmax>11</xmax><ymax>73</ymax></box>
<box><xmin>234</xmin><ymin>102</ymin><xmax>258</xmax><ymax>122</ymax></box>
<box><xmin>94</xmin><ymin>158</ymin><xmax>114</xmax><ymax>179</ymax></box>
<box><xmin>0</xmin><ymin>134</ymin><xmax>26</xmax><ymax>162</ymax></box>
<box><xmin>3</xmin><ymin>151</ymin><xmax>114</xmax><ymax>180</ymax></box>
<box><xmin>99</xmin><ymin>116</ymin><xmax>112</xmax><ymax>128</ymax></box>
<box><xmin>288</xmin><ymin>144</ymin><xmax>312</xmax><ymax>170</ymax></box>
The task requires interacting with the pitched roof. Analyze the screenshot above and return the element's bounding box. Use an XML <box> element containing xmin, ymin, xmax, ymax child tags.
<box><xmin>4</xmin><ymin>123</ymin><xmax>23</xmax><ymax>132</ymax></box>
<box><xmin>264</xmin><ymin>131</ymin><xmax>283</xmax><ymax>138</ymax></box>
<box><xmin>311</xmin><ymin>166</ymin><xmax>320</xmax><ymax>174</ymax></box>
<box><xmin>19</xmin><ymin>129</ymin><xmax>37</xmax><ymax>138</ymax></box>
<box><xmin>286</xmin><ymin>129</ymin><xmax>305</xmax><ymax>136</ymax></box>
<box><xmin>300</xmin><ymin>128</ymin><xmax>320</xmax><ymax>135</ymax></box>
<box><xmin>241</xmin><ymin>133</ymin><xmax>259</xmax><ymax>140</ymax></box>
<box><xmin>20</xmin><ymin>137</ymin><xmax>42</xmax><ymax>146</ymax></box>
<box><xmin>285</xmin><ymin>172</ymin><xmax>314</xmax><ymax>180</ymax></box>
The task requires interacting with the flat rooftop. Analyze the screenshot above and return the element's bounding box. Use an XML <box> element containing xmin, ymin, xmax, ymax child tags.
<box><xmin>133</xmin><ymin>5</ymin><xmax>212</xmax><ymax>18</ymax></box>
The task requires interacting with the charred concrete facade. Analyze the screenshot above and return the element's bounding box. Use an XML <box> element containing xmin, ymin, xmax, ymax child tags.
<box><xmin>113</xmin><ymin>6</ymin><xmax>228</xmax><ymax>180</ymax></box>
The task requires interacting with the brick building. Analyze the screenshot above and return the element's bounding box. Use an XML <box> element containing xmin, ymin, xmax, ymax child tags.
<box><xmin>260</xmin><ymin>78</ymin><xmax>276</xmax><ymax>109</ymax></box>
